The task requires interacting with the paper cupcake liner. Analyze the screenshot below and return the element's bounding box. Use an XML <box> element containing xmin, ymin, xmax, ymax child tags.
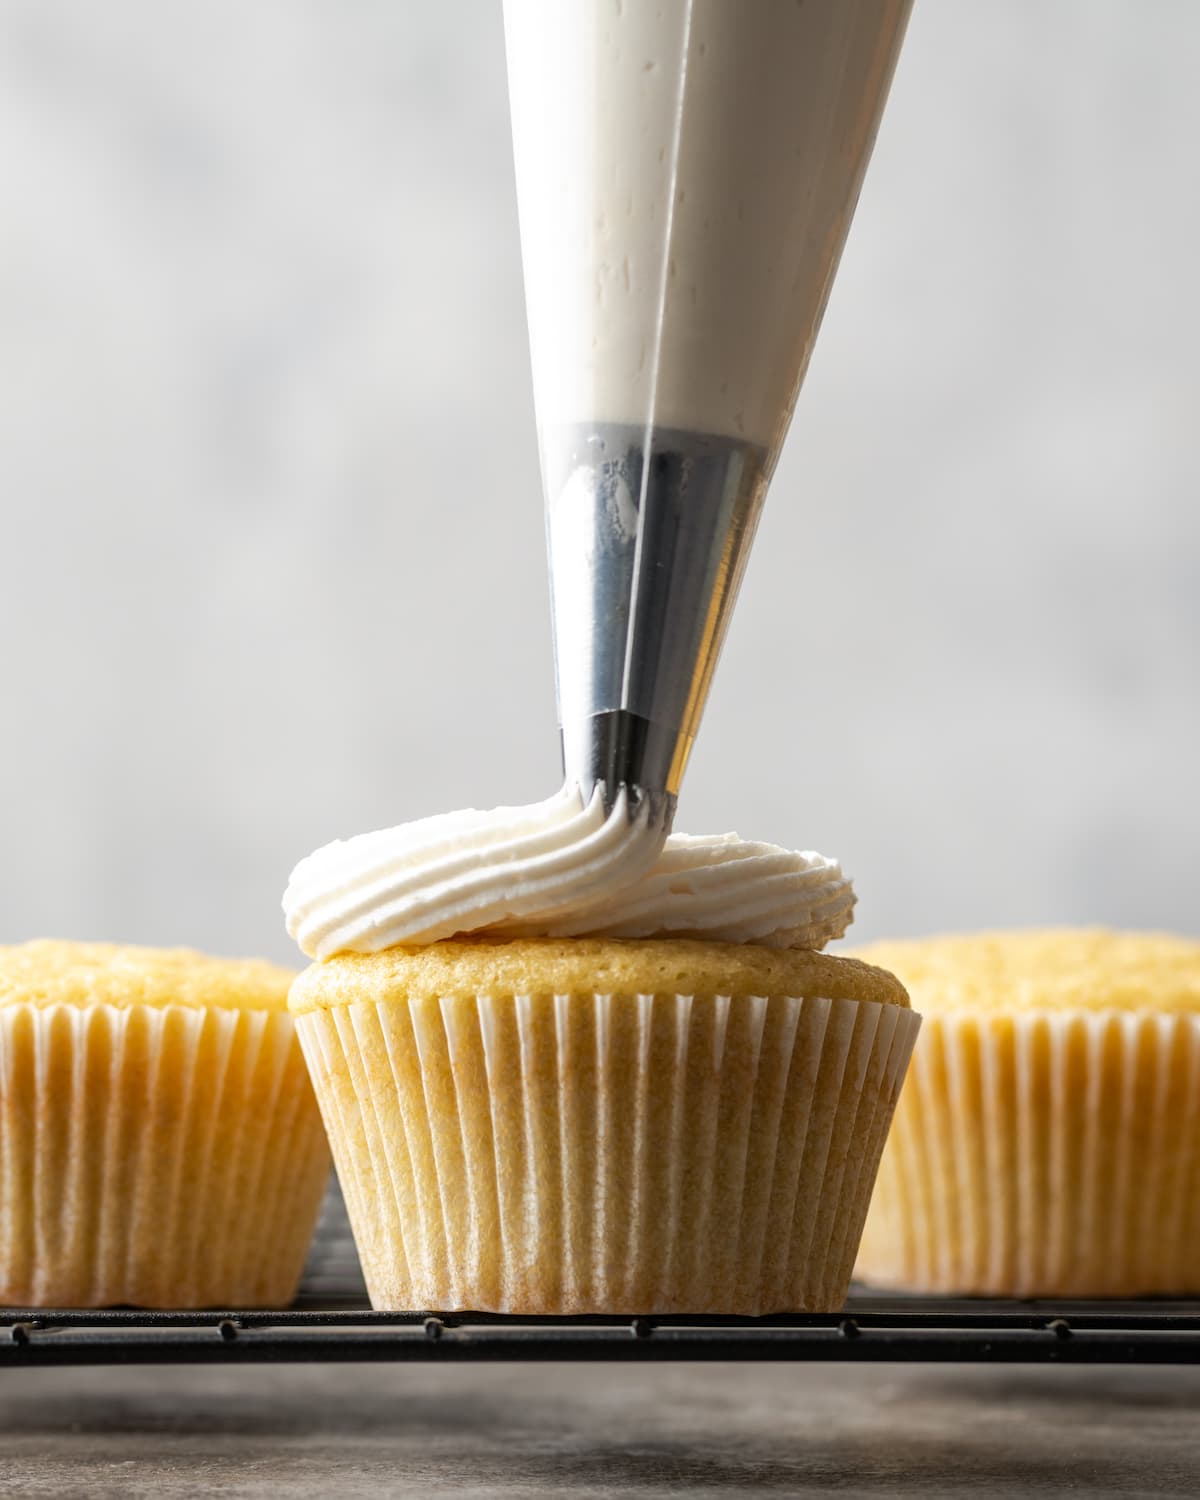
<box><xmin>855</xmin><ymin>1010</ymin><xmax>1200</xmax><ymax>1297</ymax></box>
<box><xmin>0</xmin><ymin>1003</ymin><xmax>330</xmax><ymax>1308</ymax></box>
<box><xmin>296</xmin><ymin>990</ymin><xmax>920</xmax><ymax>1314</ymax></box>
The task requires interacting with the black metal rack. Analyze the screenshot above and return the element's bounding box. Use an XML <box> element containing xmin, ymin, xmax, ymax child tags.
<box><xmin>5</xmin><ymin>1294</ymin><xmax>1200</xmax><ymax>1367</ymax></box>
<box><xmin>7</xmin><ymin>1197</ymin><xmax>1198</xmax><ymax>1367</ymax></box>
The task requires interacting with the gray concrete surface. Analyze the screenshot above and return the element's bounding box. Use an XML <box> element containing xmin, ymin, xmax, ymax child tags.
<box><xmin>1</xmin><ymin>1362</ymin><xmax>1198</xmax><ymax>1498</ymax></box>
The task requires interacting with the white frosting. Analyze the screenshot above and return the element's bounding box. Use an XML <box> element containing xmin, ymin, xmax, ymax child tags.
<box><xmin>284</xmin><ymin>786</ymin><xmax>854</xmax><ymax>960</ymax></box>
<box><xmin>509</xmin><ymin>834</ymin><xmax>855</xmax><ymax>949</ymax></box>
<box><xmin>285</xmin><ymin>785</ymin><xmax>666</xmax><ymax>962</ymax></box>
<box><xmin>504</xmin><ymin>0</ymin><xmax>911</xmax><ymax>442</ymax></box>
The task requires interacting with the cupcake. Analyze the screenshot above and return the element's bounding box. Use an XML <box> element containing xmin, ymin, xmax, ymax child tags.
<box><xmin>852</xmin><ymin>929</ymin><xmax>1200</xmax><ymax>1298</ymax></box>
<box><xmin>284</xmin><ymin>787</ymin><xmax>921</xmax><ymax>1314</ymax></box>
<box><xmin>0</xmin><ymin>941</ymin><xmax>330</xmax><ymax>1308</ymax></box>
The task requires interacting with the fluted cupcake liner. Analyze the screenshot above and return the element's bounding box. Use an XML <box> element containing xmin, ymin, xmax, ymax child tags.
<box><xmin>855</xmin><ymin>1010</ymin><xmax>1200</xmax><ymax>1297</ymax></box>
<box><xmin>296</xmin><ymin>990</ymin><xmax>921</xmax><ymax>1314</ymax></box>
<box><xmin>0</xmin><ymin>1003</ymin><xmax>330</xmax><ymax>1308</ymax></box>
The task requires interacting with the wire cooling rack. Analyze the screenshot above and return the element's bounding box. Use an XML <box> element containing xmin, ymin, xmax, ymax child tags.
<box><xmin>5</xmin><ymin>1297</ymin><xmax>1200</xmax><ymax>1367</ymax></box>
<box><xmin>5</xmin><ymin>1191</ymin><xmax>1200</xmax><ymax>1367</ymax></box>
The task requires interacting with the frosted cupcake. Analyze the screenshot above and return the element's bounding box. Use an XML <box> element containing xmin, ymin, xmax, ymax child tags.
<box><xmin>851</xmin><ymin>929</ymin><xmax>1200</xmax><ymax>1297</ymax></box>
<box><xmin>0</xmin><ymin>941</ymin><xmax>330</xmax><ymax>1308</ymax></box>
<box><xmin>285</xmin><ymin>786</ymin><xmax>920</xmax><ymax>1314</ymax></box>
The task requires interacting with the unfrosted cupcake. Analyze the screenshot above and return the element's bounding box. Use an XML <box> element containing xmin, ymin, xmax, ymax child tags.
<box><xmin>284</xmin><ymin>786</ymin><xmax>921</xmax><ymax>1314</ymax></box>
<box><xmin>0</xmin><ymin>941</ymin><xmax>330</xmax><ymax>1308</ymax></box>
<box><xmin>852</xmin><ymin>929</ymin><xmax>1200</xmax><ymax>1297</ymax></box>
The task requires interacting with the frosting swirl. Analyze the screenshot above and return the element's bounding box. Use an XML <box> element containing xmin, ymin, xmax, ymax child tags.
<box><xmin>284</xmin><ymin>784</ymin><xmax>854</xmax><ymax>960</ymax></box>
<box><xmin>505</xmin><ymin>833</ymin><xmax>855</xmax><ymax>949</ymax></box>
<box><xmin>285</xmin><ymin>785</ymin><xmax>665</xmax><ymax>961</ymax></box>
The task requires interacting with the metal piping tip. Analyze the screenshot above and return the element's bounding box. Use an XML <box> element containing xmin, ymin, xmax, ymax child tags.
<box><xmin>561</xmin><ymin>721</ymin><xmax>678</xmax><ymax>833</ymax></box>
<box><xmin>560</xmin><ymin>709</ymin><xmax>683</xmax><ymax>814</ymax></box>
<box><xmin>546</xmin><ymin>422</ymin><xmax>768</xmax><ymax>816</ymax></box>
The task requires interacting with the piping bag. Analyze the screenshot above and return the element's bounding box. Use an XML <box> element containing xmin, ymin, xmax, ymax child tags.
<box><xmin>504</xmin><ymin>0</ymin><xmax>912</xmax><ymax>832</ymax></box>
<box><xmin>283</xmin><ymin>3</ymin><xmax>911</xmax><ymax>966</ymax></box>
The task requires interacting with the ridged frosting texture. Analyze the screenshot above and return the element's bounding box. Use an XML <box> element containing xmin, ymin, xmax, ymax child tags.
<box><xmin>284</xmin><ymin>784</ymin><xmax>855</xmax><ymax>959</ymax></box>
<box><xmin>507</xmin><ymin>834</ymin><xmax>855</xmax><ymax>949</ymax></box>
<box><xmin>285</xmin><ymin>785</ymin><xmax>665</xmax><ymax>961</ymax></box>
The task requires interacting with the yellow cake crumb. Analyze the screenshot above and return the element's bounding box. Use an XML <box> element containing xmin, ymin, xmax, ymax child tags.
<box><xmin>848</xmin><ymin>929</ymin><xmax>1200</xmax><ymax>1015</ymax></box>
<box><xmin>853</xmin><ymin>928</ymin><xmax>1200</xmax><ymax>1296</ymax></box>
<box><xmin>288</xmin><ymin>936</ymin><xmax>910</xmax><ymax>1015</ymax></box>
<box><xmin>0</xmin><ymin>940</ymin><xmax>294</xmax><ymax>1011</ymax></box>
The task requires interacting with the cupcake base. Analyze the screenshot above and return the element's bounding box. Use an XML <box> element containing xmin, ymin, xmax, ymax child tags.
<box><xmin>297</xmin><ymin>988</ymin><xmax>920</xmax><ymax>1314</ymax></box>
<box><xmin>0</xmin><ymin>1002</ymin><xmax>330</xmax><ymax>1308</ymax></box>
<box><xmin>856</xmin><ymin>1011</ymin><xmax>1200</xmax><ymax>1297</ymax></box>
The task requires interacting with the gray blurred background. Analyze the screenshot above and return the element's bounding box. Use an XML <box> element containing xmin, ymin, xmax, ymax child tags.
<box><xmin>0</xmin><ymin>0</ymin><xmax>1196</xmax><ymax>965</ymax></box>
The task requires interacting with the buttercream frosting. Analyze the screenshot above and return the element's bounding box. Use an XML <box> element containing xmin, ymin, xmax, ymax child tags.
<box><xmin>506</xmin><ymin>833</ymin><xmax>855</xmax><ymax>949</ymax></box>
<box><xmin>284</xmin><ymin>784</ymin><xmax>854</xmax><ymax>961</ymax></box>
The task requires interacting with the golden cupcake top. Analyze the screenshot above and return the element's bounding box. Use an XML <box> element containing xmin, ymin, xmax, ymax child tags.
<box><xmin>0</xmin><ymin>940</ymin><xmax>294</xmax><ymax>1011</ymax></box>
<box><xmin>847</xmin><ymin>929</ymin><xmax>1200</xmax><ymax>1015</ymax></box>
<box><xmin>288</xmin><ymin>935</ymin><xmax>910</xmax><ymax>1013</ymax></box>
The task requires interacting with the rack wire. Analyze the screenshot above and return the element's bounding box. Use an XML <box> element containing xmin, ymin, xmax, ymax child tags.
<box><xmin>6</xmin><ymin>1193</ymin><xmax>1199</xmax><ymax>1367</ymax></box>
<box><xmin>5</xmin><ymin>1297</ymin><xmax>1200</xmax><ymax>1368</ymax></box>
